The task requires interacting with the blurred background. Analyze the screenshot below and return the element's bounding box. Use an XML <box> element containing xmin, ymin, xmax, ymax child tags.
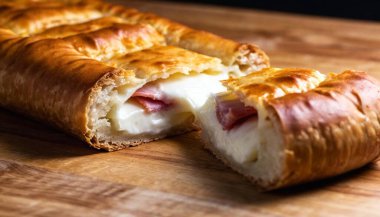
<box><xmin>165</xmin><ymin>0</ymin><xmax>380</xmax><ymax>21</ymax></box>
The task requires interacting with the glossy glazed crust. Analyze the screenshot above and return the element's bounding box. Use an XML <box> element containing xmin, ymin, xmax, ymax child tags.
<box><xmin>266</xmin><ymin>70</ymin><xmax>380</xmax><ymax>189</ymax></box>
<box><xmin>62</xmin><ymin>24</ymin><xmax>166</xmax><ymax>60</ymax></box>
<box><xmin>108</xmin><ymin>45</ymin><xmax>222</xmax><ymax>79</ymax></box>
<box><xmin>35</xmin><ymin>16</ymin><xmax>127</xmax><ymax>38</ymax></box>
<box><xmin>106</xmin><ymin>7</ymin><xmax>269</xmax><ymax>72</ymax></box>
<box><xmin>0</xmin><ymin>5</ymin><xmax>104</xmax><ymax>36</ymax></box>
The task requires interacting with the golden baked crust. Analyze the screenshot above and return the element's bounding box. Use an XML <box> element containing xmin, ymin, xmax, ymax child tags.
<box><xmin>108</xmin><ymin>46</ymin><xmax>222</xmax><ymax>79</ymax></box>
<box><xmin>114</xmin><ymin>11</ymin><xmax>269</xmax><ymax>72</ymax></box>
<box><xmin>0</xmin><ymin>5</ymin><xmax>104</xmax><ymax>36</ymax></box>
<box><xmin>0</xmin><ymin>0</ymin><xmax>267</xmax><ymax>150</ymax></box>
<box><xmin>223</xmin><ymin>68</ymin><xmax>326</xmax><ymax>107</ymax></box>
<box><xmin>35</xmin><ymin>16</ymin><xmax>127</xmax><ymax>38</ymax></box>
<box><xmin>266</xmin><ymin>70</ymin><xmax>380</xmax><ymax>189</ymax></box>
<box><xmin>62</xmin><ymin>24</ymin><xmax>166</xmax><ymax>60</ymax></box>
<box><xmin>216</xmin><ymin>68</ymin><xmax>380</xmax><ymax>189</ymax></box>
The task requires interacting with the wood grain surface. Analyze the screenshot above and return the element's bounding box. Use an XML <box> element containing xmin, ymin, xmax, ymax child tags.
<box><xmin>1</xmin><ymin>1</ymin><xmax>380</xmax><ymax>216</ymax></box>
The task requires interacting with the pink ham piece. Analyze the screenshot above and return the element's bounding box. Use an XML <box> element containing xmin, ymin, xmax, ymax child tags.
<box><xmin>133</xmin><ymin>97</ymin><xmax>170</xmax><ymax>112</ymax></box>
<box><xmin>215</xmin><ymin>93</ymin><xmax>257</xmax><ymax>130</ymax></box>
<box><xmin>132</xmin><ymin>84</ymin><xmax>172</xmax><ymax>112</ymax></box>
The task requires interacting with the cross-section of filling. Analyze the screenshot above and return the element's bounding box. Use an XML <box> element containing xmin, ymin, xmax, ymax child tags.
<box><xmin>215</xmin><ymin>92</ymin><xmax>257</xmax><ymax>130</ymax></box>
<box><xmin>108</xmin><ymin>72</ymin><xmax>229</xmax><ymax>137</ymax></box>
<box><xmin>198</xmin><ymin>92</ymin><xmax>262</xmax><ymax>164</ymax></box>
<box><xmin>96</xmin><ymin>45</ymin><xmax>237</xmax><ymax>144</ymax></box>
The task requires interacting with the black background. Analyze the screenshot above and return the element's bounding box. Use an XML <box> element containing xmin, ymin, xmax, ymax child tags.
<box><xmin>165</xmin><ymin>0</ymin><xmax>380</xmax><ymax>21</ymax></box>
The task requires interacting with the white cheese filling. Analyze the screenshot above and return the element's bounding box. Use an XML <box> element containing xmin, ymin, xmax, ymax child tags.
<box><xmin>197</xmin><ymin>97</ymin><xmax>260</xmax><ymax>164</ymax></box>
<box><xmin>198</xmin><ymin>95</ymin><xmax>284</xmax><ymax>183</ymax></box>
<box><xmin>109</xmin><ymin>72</ymin><xmax>229</xmax><ymax>136</ymax></box>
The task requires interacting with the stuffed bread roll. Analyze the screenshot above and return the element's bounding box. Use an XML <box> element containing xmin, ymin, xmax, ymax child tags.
<box><xmin>0</xmin><ymin>0</ymin><xmax>269</xmax><ymax>151</ymax></box>
<box><xmin>198</xmin><ymin>68</ymin><xmax>380</xmax><ymax>190</ymax></box>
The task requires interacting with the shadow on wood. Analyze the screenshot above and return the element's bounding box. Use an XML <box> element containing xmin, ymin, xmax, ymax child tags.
<box><xmin>0</xmin><ymin>108</ymin><xmax>99</xmax><ymax>158</ymax></box>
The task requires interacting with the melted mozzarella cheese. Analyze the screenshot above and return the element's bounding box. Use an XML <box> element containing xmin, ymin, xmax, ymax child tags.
<box><xmin>111</xmin><ymin>102</ymin><xmax>193</xmax><ymax>135</ymax></box>
<box><xmin>197</xmin><ymin>96</ymin><xmax>260</xmax><ymax>164</ymax></box>
<box><xmin>157</xmin><ymin>72</ymin><xmax>228</xmax><ymax>110</ymax></box>
<box><xmin>110</xmin><ymin>72</ymin><xmax>228</xmax><ymax>135</ymax></box>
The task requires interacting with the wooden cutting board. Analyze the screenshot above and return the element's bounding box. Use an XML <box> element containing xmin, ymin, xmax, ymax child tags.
<box><xmin>1</xmin><ymin>1</ymin><xmax>380</xmax><ymax>216</ymax></box>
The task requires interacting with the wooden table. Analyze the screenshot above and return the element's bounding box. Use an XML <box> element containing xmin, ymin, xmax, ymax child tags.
<box><xmin>1</xmin><ymin>1</ymin><xmax>380</xmax><ymax>216</ymax></box>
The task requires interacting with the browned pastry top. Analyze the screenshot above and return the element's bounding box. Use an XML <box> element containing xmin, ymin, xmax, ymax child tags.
<box><xmin>223</xmin><ymin>68</ymin><xmax>326</xmax><ymax>107</ymax></box>
<box><xmin>268</xmin><ymin>71</ymin><xmax>380</xmax><ymax>133</ymax></box>
<box><xmin>0</xmin><ymin>0</ymin><xmax>269</xmax><ymax>67</ymax></box>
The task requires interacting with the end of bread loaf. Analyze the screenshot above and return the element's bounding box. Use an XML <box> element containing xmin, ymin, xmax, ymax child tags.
<box><xmin>266</xmin><ymin>70</ymin><xmax>380</xmax><ymax>188</ymax></box>
<box><xmin>198</xmin><ymin>68</ymin><xmax>380</xmax><ymax>190</ymax></box>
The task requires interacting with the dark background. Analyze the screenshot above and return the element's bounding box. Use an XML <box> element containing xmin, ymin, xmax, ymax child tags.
<box><xmin>166</xmin><ymin>0</ymin><xmax>380</xmax><ymax>21</ymax></box>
